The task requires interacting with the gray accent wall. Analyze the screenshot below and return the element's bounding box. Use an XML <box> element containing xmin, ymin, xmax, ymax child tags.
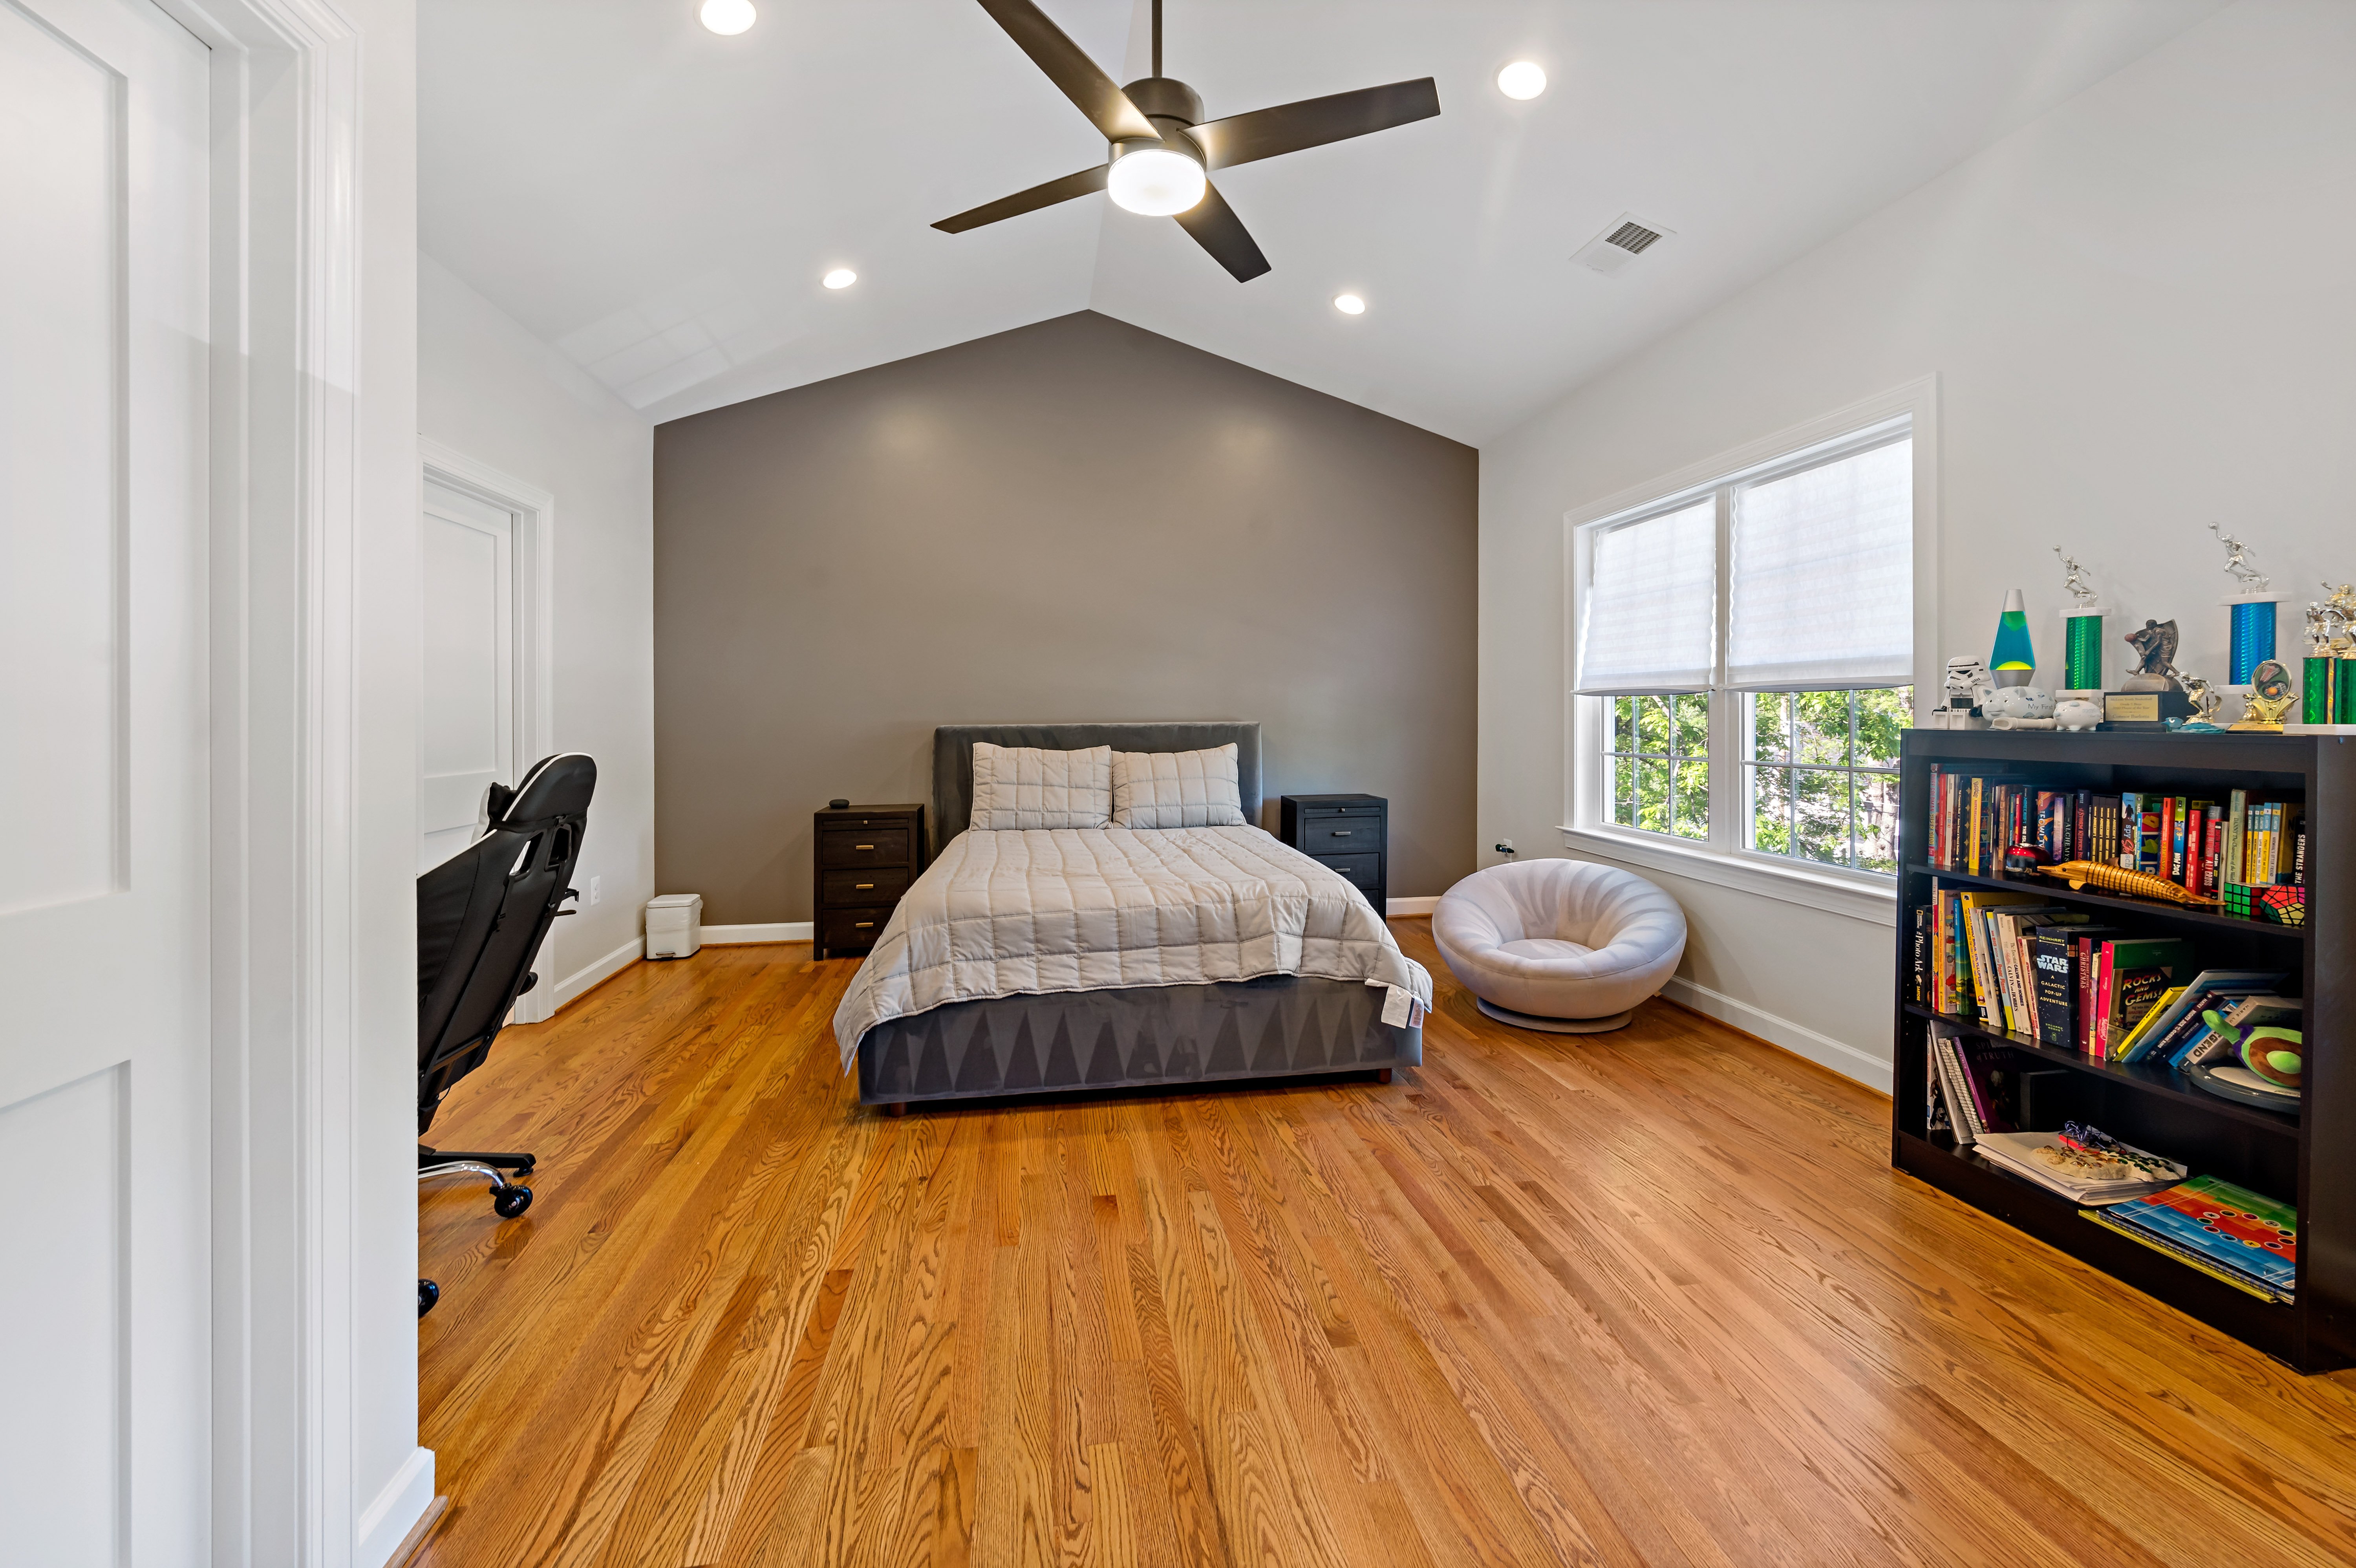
<box><xmin>654</xmin><ymin>310</ymin><xmax>1476</xmax><ymax>926</ymax></box>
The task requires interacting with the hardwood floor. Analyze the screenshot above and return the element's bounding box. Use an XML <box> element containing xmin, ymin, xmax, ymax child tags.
<box><xmin>415</xmin><ymin>924</ymin><xmax>2356</xmax><ymax>1567</ymax></box>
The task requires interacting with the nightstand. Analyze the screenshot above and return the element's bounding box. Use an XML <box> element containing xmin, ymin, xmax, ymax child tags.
<box><xmin>1279</xmin><ymin>793</ymin><xmax>1387</xmax><ymax>912</ymax></box>
<box><xmin>813</xmin><ymin>803</ymin><xmax>925</xmax><ymax>960</ymax></box>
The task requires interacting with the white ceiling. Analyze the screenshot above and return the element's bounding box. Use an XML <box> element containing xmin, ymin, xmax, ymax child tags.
<box><xmin>420</xmin><ymin>0</ymin><xmax>2220</xmax><ymax>444</ymax></box>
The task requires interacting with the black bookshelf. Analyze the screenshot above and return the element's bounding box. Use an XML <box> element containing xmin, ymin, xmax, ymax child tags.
<box><xmin>1893</xmin><ymin>728</ymin><xmax>2354</xmax><ymax>1371</ymax></box>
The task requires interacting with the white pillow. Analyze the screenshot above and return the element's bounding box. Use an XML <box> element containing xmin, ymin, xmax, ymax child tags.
<box><xmin>968</xmin><ymin>743</ymin><xmax>1113</xmax><ymax>830</ymax></box>
<box><xmin>1111</xmin><ymin>744</ymin><xmax>1246</xmax><ymax>829</ymax></box>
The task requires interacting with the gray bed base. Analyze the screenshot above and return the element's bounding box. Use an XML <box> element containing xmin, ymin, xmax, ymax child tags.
<box><xmin>856</xmin><ymin>721</ymin><xmax>1412</xmax><ymax>1111</ymax></box>
<box><xmin>856</xmin><ymin>975</ymin><xmax>1420</xmax><ymax>1110</ymax></box>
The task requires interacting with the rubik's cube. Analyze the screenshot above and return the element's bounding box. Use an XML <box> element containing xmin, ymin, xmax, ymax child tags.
<box><xmin>2222</xmin><ymin>882</ymin><xmax>2307</xmax><ymax>926</ymax></box>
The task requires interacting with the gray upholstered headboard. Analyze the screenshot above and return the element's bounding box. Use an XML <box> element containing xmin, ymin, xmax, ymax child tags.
<box><xmin>931</xmin><ymin>722</ymin><xmax>1263</xmax><ymax>851</ymax></box>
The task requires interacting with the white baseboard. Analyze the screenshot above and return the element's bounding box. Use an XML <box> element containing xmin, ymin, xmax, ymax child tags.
<box><xmin>551</xmin><ymin>937</ymin><xmax>641</xmax><ymax>1012</ymax></box>
<box><xmin>1659</xmin><ymin>975</ymin><xmax>1891</xmax><ymax>1095</ymax></box>
<box><xmin>357</xmin><ymin>1446</ymin><xmax>436</xmax><ymax>1568</ymax></box>
<box><xmin>701</xmin><ymin>921</ymin><xmax>814</xmax><ymax>944</ymax></box>
<box><xmin>1385</xmin><ymin>896</ymin><xmax>1439</xmax><ymax>917</ymax></box>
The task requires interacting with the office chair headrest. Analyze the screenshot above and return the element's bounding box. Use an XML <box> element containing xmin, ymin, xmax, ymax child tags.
<box><xmin>488</xmin><ymin>753</ymin><xmax>596</xmax><ymax>832</ymax></box>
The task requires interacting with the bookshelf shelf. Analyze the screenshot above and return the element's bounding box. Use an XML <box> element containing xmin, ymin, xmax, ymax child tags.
<box><xmin>1894</xmin><ymin>728</ymin><xmax>2352</xmax><ymax>1372</ymax></box>
<box><xmin>1892</xmin><ymin>1131</ymin><xmax>2301</xmax><ymax>1361</ymax></box>
<box><xmin>1902</xmin><ymin>864</ymin><xmax>2307</xmax><ymax>942</ymax></box>
<box><xmin>1901</xmin><ymin>1003</ymin><xmax>2300</xmax><ymax>1136</ymax></box>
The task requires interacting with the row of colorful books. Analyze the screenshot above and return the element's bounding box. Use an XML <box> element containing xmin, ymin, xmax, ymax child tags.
<box><xmin>1925</xmin><ymin>1028</ymin><xmax>2297</xmax><ymax>1303</ymax></box>
<box><xmin>1925</xmin><ymin>771</ymin><xmax>2307</xmax><ymax>900</ymax></box>
<box><xmin>1912</xmin><ymin>882</ymin><xmax>2301</xmax><ymax>1067</ymax></box>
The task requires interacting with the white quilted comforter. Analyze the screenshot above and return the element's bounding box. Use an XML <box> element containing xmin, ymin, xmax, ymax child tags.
<box><xmin>832</xmin><ymin>825</ymin><xmax>1432</xmax><ymax>1069</ymax></box>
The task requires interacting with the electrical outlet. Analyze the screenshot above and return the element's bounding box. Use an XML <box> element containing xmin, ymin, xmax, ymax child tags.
<box><xmin>589</xmin><ymin>876</ymin><xmax>602</xmax><ymax>905</ymax></box>
<box><xmin>1494</xmin><ymin>840</ymin><xmax>1516</xmax><ymax>856</ymax></box>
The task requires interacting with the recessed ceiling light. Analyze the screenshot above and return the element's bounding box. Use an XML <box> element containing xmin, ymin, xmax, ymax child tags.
<box><xmin>1333</xmin><ymin>294</ymin><xmax>1365</xmax><ymax>315</ymax></box>
<box><xmin>699</xmin><ymin>0</ymin><xmax>755</xmax><ymax>36</ymax></box>
<box><xmin>822</xmin><ymin>268</ymin><xmax>857</xmax><ymax>289</ymax></box>
<box><xmin>1497</xmin><ymin>61</ymin><xmax>1547</xmax><ymax>100</ymax></box>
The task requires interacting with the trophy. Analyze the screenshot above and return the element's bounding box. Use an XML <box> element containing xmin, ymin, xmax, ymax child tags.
<box><xmin>2054</xmin><ymin>549</ymin><xmax>2103</xmax><ymax>692</ymax></box>
<box><xmin>2231</xmin><ymin>660</ymin><xmax>2296</xmax><ymax>732</ymax></box>
<box><xmin>2211</xmin><ymin>525</ymin><xmax>2283</xmax><ymax>688</ymax></box>
<box><xmin>2103</xmin><ymin>619</ymin><xmax>2196</xmax><ymax>730</ymax></box>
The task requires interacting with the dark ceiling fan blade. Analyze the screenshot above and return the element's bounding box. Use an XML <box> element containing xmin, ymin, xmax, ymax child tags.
<box><xmin>1173</xmin><ymin>181</ymin><xmax>1270</xmax><ymax>282</ymax></box>
<box><xmin>973</xmin><ymin>0</ymin><xmax>1159</xmax><ymax>144</ymax></box>
<box><xmin>1190</xmin><ymin>77</ymin><xmax>1440</xmax><ymax>171</ymax></box>
<box><xmin>934</xmin><ymin>165</ymin><xmax>1110</xmax><ymax>233</ymax></box>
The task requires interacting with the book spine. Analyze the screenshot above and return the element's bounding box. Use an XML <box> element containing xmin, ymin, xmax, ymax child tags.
<box><xmin>2095</xmin><ymin>942</ymin><xmax>2116</xmax><ymax>1057</ymax></box>
<box><xmin>2075</xmin><ymin>937</ymin><xmax>2094</xmax><ymax>1053</ymax></box>
<box><xmin>2120</xmin><ymin>792</ymin><xmax>2139</xmax><ymax>868</ymax></box>
<box><xmin>1911</xmin><ymin>906</ymin><xmax>1928</xmax><ymax>1005</ymax></box>
<box><xmin>1969</xmin><ymin>778</ymin><xmax>1984</xmax><ymax>876</ymax></box>
<box><xmin>2160</xmin><ymin>796</ymin><xmax>2178</xmax><ymax>882</ymax></box>
<box><xmin>2226</xmin><ymin>789</ymin><xmax>2247</xmax><ymax>884</ymax></box>
<box><xmin>2202</xmin><ymin>807</ymin><xmax>2223</xmax><ymax>898</ymax></box>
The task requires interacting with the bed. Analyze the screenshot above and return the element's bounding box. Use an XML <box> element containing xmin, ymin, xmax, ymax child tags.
<box><xmin>835</xmin><ymin>722</ymin><xmax>1431</xmax><ymax>1111</ymax></box>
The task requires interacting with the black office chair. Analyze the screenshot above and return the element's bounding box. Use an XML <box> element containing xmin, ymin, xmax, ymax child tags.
<box><xmin>415</xmin><ymin>753</ymin><xmax>595</xmax><ymax>1318</ymax></box>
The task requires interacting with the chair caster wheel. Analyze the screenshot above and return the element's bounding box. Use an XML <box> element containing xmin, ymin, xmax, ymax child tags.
<box><xmin>493</xmin><ymin>1184</ymin><xmax>533</xmax><ymax>1219</ymax></box>
<box><xmin>419</xmin><ymin>1279</ymin><xmax>440</xmax><ymax>1318</ymax></box>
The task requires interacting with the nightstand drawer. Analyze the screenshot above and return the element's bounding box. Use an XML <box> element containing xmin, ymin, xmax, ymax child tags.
<box><xmin>1299</xmin><ymin>817</ymin><xmax>1380</xmax><ymax>855</ymax></box>
<box><xmin>821</xmin><ymin>867</ymin><xmax>909</xmax><ymax>907</ymax></box>
<box><xmin>1312</xmin><ymin>852</ymin><xmax>1383</xmax><ymax>893</ymax></box>
<box><xmin>820</xmin><ymin>907</ymin><xmax>892</xmax><ymax>952</ymax></box>
<box><xmin>819</xmin><ymin>827</ymin><xmax>909</xmax><ymax>868</ymax></box>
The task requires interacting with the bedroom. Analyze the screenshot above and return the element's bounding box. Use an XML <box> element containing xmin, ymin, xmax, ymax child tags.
<box><xmin>4</xmin><ymin>0</ymin><xmax>2353</xmax><ymax>1563</ymax></box>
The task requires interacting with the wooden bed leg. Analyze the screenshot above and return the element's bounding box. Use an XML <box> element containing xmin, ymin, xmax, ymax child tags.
<box><xmin>1375</xmin><ymin>1068</ymin><xmax>1394</xmax><ymax>1085</ymax></box>
<box><xmin>884</xmin><ymin>1101</ymin><xmax>905</xmax><ymax>1118</ymax></box>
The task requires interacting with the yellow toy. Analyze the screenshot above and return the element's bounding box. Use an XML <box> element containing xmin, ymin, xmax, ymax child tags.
<box><xmin>2035</xmin><ymin>860</ymin><xmax>2221</xmax><ymax>906</ymax></box>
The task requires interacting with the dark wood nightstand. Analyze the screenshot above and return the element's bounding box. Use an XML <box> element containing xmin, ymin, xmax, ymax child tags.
<box><xmin>1279</xmin><ymin>793</ymin><xmax>1387</xmax><ymax>912</ymax></box>
<box><xmin>813</xmin><ymin>803</ymin><xmax>925</xmax><ymax>960</ymax></box>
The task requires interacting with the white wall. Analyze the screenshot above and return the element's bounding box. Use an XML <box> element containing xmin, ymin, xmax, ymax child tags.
<box><xmin>1479</xmin><ymin>0</ymin><xmax>2356</xmax><ymax>1089</ymax></box>
<box><xmin>418</xmin><ymin>251</ymin><xmax>657</xmax><ymax>1004</ymax></box>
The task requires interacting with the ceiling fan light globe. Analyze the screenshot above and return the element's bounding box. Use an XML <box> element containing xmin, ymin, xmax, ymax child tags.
<box><xmin>699</xmin><ymin>0</ymin><xmax>755</xmax><ymax>35</ymax></box>
<box><xmin>1106</xmin><ymin>144</ymin><xmax>1207</xmax><ymax>216</ymax></box>
<box><xmin>1497</xmin><ymin>60</ymin><xmax>1546</xmax><ymax>100</ymax></box>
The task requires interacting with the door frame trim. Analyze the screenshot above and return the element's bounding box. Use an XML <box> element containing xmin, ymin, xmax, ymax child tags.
<box><xmin>154</xmin><ymin>0</ymin><xmax>383</xmax><ymax>1559</ymax></box>
<box><xmin>417</xmin><ymin>439</ymin><xmax>558</xmax><ymax>1022</ymax></box>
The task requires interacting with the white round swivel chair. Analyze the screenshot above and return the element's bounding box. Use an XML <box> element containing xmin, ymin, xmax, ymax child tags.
<box><xmin>1432</xmin><ymin>859</ymin><xmax>1687</xmax><ymax>1032</ymax></box>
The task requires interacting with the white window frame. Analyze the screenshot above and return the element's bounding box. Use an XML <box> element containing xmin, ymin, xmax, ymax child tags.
<box><xmin>1560</xmin><ymin>378</ymin><xmax>1940</xmax><ymax>926</ymax></box>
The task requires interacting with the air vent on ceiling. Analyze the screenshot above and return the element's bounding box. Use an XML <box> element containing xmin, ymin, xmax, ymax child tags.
<box><xmin>1571</xmin><ymin>213</ymin><xmax>1675</xmax><ymax>276</ymax></box>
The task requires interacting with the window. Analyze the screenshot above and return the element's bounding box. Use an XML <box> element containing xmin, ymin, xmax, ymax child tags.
<box><xmin>1568</xmin><ymin>395</ymin><xmax>1927</xmax><ymax>901</ymax></box>
<box><xmin>1745</xmin><ymin>688</ymin><xmax>1908</xmax><ymax>871</ymax></box>
<box><xmin>1606</xmin><ymin>693</ymin><xmax>1709</xmax><ymax>840</ymax></box>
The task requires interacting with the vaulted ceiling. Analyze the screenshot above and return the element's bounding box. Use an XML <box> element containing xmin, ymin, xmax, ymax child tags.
<box><xmin>420</xmin><ymin>0</ymin><xmax>2218</xmax><ymax>443</ymax></box>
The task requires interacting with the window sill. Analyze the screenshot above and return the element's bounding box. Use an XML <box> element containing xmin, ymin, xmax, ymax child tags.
<box><xmin>1555</xmin><ymin>824</ymin><xmax>1897</xmax><ymax>926</ymax></box>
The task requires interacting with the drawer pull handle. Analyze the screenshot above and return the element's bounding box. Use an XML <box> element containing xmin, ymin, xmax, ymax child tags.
<box><xmin>855</xmin><ymin>921</ymin><xmax>875</xmax><ymax>929</ymax></box>
<box><xmin>855</xmin><ymin>883</ymin><xmax>874</xmax><ymax>890</ymax></box>
<box><xmin>1332</xmin><ymin>830</ymin><xmax>1351</xmax><ymax>836</ymax></box>
<box><xmin>855</xmin><ymin>843</ymin><xmax>875</xmax><ymax>850</ymax></box>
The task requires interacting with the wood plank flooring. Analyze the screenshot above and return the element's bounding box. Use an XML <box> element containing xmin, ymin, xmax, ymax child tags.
<box><xmin>414</xmin><ymin>923</ymin><xmax>2356</xmax><ymax>1566</ymax></box>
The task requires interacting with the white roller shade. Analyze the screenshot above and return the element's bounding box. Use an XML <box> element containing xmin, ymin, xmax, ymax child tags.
<box><xmin>1576</xmin><ymin>500</ymin><xmax>1716</xmax><ymax>694</ymax></box>
<box><xmin>1727</xmin><ymin>437</ymin><xmax>1912</xmax><ymax>690</ymax></box>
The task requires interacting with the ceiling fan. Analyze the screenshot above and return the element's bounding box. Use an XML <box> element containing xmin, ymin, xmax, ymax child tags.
<box><xmin>934</xmin><ymin>0</ymin><xmax>1440</xmax><ymax>281</ymax></box>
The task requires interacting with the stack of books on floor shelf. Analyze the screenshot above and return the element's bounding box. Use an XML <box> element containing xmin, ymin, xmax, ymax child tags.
<box><xmin>1894</xmin><ymin>731</ymin><xmax>2344</xmax><ymax>1370</ymax></box>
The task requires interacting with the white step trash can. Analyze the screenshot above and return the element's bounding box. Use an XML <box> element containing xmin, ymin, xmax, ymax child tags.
<box><xmin>645</xmin><ymin>893</ymin><xmax>704</xmax><ymax>959</ymax></box>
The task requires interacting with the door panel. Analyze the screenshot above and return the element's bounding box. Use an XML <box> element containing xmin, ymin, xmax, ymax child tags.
<box><xmin>420</xmin><ymin>480</ymin><xmax>516</xmax><ymax>871</ymax></box>
<box><xmin>0</xmin><ymin>0</ymin><xmax>211</xmax><ymax>1560</ymax></box>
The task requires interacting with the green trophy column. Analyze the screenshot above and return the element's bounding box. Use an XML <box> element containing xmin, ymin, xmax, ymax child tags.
<box><xmin>2063</xmin><ymin>609</ymin><xmax>2103</xmax><ymax>691</ymax></box>
<box><xmin>2339</xmin><ymin>657</ymin><xmax>2356</xmax><ymax>725</ymax></box>
<box><xmin>2306</xmin><ymin>657</ymin><xmax>2335</xmax><ymax>724</ymax></box>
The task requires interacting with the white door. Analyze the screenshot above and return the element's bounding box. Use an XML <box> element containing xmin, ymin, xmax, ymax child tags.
<box><xmin>0</xmin><ymin>0</ymin><xmax>211</xmax><ymax>1561</ymax></box>
<box><xmin>419</xmin><ymin>481</ymin><xmax>518</xmax><ymax>872</ymax></box>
